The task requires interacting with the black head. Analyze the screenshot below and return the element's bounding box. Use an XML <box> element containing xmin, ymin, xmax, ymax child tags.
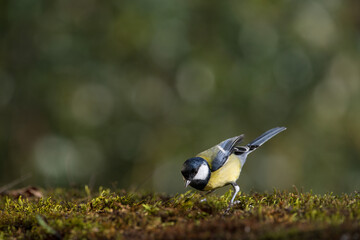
<box><xmin>181</xmin><ymin>157</ymin><xmax>211</xmax><ymax>190</ymax></box>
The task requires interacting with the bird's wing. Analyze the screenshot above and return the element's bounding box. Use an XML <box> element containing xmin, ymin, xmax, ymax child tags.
<box><xmin>210</xmin><ymin>135</ymin><xmax>244</xmax><ymax>172</ymax></box>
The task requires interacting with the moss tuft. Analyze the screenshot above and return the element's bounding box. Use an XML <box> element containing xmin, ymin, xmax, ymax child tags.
<box><xmin>1</xmin><ymin>188</ymin><xmax>360</xmax><ymax>239</ymax></box>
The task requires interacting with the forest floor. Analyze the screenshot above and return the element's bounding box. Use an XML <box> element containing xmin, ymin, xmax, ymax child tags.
<box><xmin>0</xmin><ymin>186</ymin><xmax>359</xmax><ymax>239</ymax></box>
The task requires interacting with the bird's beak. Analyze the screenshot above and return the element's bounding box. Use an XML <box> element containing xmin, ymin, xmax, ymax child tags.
<box><xmin>185</xmin><ymin>180</ymin><xmax>191</xmax><ymax>188</ymax></box>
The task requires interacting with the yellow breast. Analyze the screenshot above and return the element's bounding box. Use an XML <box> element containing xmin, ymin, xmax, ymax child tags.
<box><xmin>203</xmin><ymin>154</ymin><xmax>241</xmax><ymax>191</ymax></box>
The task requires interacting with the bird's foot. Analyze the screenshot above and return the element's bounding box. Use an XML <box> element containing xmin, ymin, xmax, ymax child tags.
<box><xmin>224</xmin><ymin>200</ymin><xmax>241</xmax><ymax>214</ymax></box>
<box><xmin>224</xmin><ymin>206</ymin><xmax>232</xmax><ymax>214</ymax></box>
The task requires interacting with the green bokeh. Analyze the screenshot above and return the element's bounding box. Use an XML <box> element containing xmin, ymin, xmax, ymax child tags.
<box><xmin>1</xmin><ymin>0</ymin><xmax>359</xmax><ymax>194</ymax></box>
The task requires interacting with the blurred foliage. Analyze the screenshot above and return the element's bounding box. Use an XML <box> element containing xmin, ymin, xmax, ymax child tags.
<box><xmin>0</xmin><ymin>0</ymin><xmax>360</xmax><ymax>193</ymax></box>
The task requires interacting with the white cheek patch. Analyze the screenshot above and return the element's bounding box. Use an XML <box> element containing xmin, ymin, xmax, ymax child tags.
<box><xmin>193</xmin><ymin>164</ymin><xmax>209</xmax><ymax>180</ymax></box>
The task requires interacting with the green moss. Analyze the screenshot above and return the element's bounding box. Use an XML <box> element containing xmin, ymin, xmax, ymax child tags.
<box><xmin>0</xmin><ymin>188</ymin><xmax>360</xmax><ymax>239</ymax></box>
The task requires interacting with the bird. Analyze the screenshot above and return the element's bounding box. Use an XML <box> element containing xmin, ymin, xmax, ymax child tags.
<box><xmin>181</xmin><ymin>126</ymin><xmax>286</xmax><ymax>210</ymax></box>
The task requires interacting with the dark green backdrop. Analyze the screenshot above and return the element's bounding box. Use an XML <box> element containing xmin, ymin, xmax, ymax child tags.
<box><xmin>1</xmin><ymin>0</ymin><xmax>360</xmax><ymax>194</ymax></box>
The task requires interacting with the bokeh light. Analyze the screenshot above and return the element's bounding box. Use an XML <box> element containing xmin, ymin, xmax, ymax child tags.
<box><xmin>71</xmin><ymin>83</ymin><xmax>114</xmax><ymax>127</ymax></box>
<box><xmin>1</xmin><ymin>0</ymin><xmax>360</xmax><ymax>194</ymax></box>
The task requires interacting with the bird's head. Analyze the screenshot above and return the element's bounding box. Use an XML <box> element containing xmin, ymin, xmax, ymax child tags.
<box><xmin>181</xmin><ymin>157</ymin><xmax>211</xmax><ymax>191</ymax></box>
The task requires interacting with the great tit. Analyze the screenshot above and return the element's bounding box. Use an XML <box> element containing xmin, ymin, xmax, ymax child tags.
<box><xmin>181</xmin><ymin>127</ymin><xmax>286</xmax><ymax>209</ymax></box>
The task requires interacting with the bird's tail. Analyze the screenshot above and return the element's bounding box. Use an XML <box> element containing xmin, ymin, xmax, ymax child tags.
<box><xmin>247</xmin><ymin>126</ymin><xmax>286</xmax><ymax>151</ymax></box>
<box><xmin>235</xmin><ymin>127</ymin><xmax>286</xmax><ymax>167</ymax></box>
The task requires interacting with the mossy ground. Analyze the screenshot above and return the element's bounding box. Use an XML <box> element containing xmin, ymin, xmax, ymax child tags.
<box><xmin>0</xmin><ymin>187</ymin><xmax>360</xmax><ymax>239</ymax></box>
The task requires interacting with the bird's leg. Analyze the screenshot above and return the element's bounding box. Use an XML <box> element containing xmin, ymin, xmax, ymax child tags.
<box><xmin>227</xmin><ymin>182</ymin><xmax>240</xmax><ymax>210</ymax></box>
<box><xmin>200</xmin><ymin>190</ymin><xmax>215</xmax><ymax>202</ymax></box>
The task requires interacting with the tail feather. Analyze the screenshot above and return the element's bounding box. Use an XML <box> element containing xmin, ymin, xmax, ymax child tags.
<box><xmin>235</xmin><ymin>127</ymin><xmax>286</xmax><ymax>167</ymax></box>
<box><xmin>247</xmin><ymin>127</ymin><xmax>286</xmax><ymax>149</ymax></box>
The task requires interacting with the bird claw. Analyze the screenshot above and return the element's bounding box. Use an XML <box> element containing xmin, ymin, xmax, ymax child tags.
<box><xmin>224</xmin><ymin>200</ymin><xmax>241</xmax><ymax>213</ymax></box>
<box><xmin>224</xmin><ymin>208</ymin><xmax>231</xmax><ymax>214</ymax></box>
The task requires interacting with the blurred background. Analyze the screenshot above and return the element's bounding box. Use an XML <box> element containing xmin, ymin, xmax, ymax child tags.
<box><xmin>0</xmin><ymin>0</ymin><xmax>360</xmax><ymax>194</ymax></box>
